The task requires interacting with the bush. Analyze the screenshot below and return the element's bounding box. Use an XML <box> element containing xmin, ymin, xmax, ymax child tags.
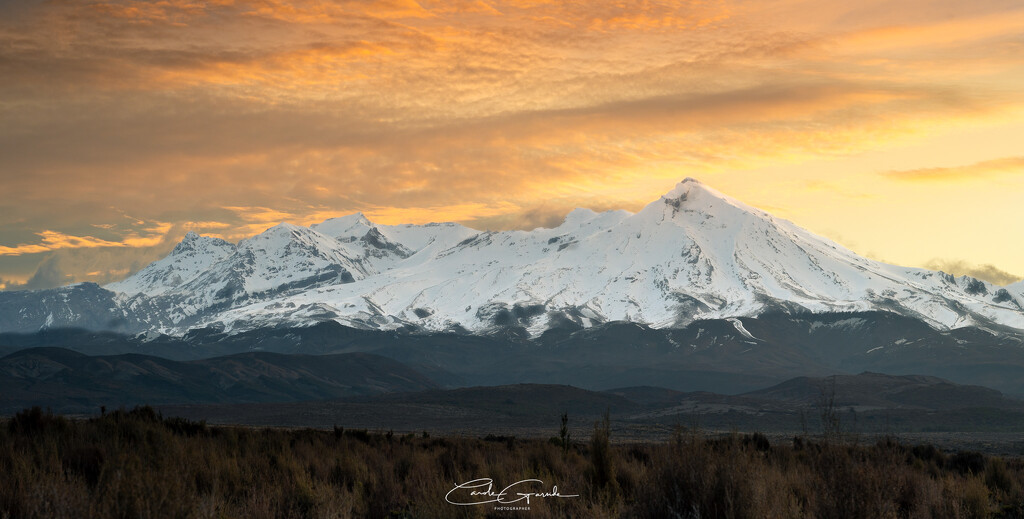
<box><xmin>590</xmin><ymin>411</ymin><xmax>617</xmax><ymax>495</ymax></box>
<box><xmin>2</xmin><ymin>410</ymin><xmax>1023</xmax><ymax>519</ymax></box>
<box><xmin>949</xmin><ymin>451</ymin><xmax>986</xmax><ymax>476</ymax></box>
<box><xmin>8</xmin><ymin>406</ymin><xmax>67</xmax><ymax>435</ymax></box>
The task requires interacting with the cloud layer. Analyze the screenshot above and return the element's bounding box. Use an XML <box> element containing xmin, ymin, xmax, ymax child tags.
<box><xmin>2</xmin><ymin>0</ymin><xmax>1024</xmax><ymax>288</ymax></box>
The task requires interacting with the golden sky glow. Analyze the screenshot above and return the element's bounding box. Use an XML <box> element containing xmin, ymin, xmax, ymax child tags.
<box><xmin>1</xmin><ymin>0</ymin><xmax>1023</xmax><ymax>289</ymax></box>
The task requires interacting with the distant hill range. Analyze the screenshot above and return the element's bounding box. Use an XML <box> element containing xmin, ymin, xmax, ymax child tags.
<box><xmin>4</xmin><ymin>313</ymin><xmax>1024</xmax><ymax>397</ymax></box>
<box><xmin>4</xmin><ymin>347</ymin><xmax>1024</xmax><ymax>436</ymax></box>
<box><xmin>0</xmin><ymin>347</ymin><xmax>437</xmax><ymax>413</ymax></box>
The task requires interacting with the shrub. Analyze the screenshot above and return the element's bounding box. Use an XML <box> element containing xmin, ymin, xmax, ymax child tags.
<box><xmin>8</xmin><ymin>406</ymin><xmax>67</xmax><ymax>435</ymax></box>
<box><xmin>590</xmin><ymin>411</ymin><xmax>617</xmax><ymax>495</ymax></box>
<box><xmin>2</xmin><ymin>411</ymin><xmax>1023</xmax><ymax>519</ymax></box>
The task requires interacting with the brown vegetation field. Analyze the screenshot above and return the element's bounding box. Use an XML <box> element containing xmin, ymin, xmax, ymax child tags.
<box><xmin>1</xmin><ymin>406</ymin><xmax>1023</xmax><ymax>518</ymax></box>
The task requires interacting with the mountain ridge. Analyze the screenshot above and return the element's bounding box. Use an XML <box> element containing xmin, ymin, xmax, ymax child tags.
<box><xmin>2</xmin><ymin>179</ymin><xmax>1023</xmax><ymax>337</ymax></box>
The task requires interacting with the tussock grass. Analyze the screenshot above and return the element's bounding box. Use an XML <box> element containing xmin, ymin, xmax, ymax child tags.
<box><xmin>2</xmin><ymin>407</ymin><xmax>1023</xmax><ymax>518</ymax></box>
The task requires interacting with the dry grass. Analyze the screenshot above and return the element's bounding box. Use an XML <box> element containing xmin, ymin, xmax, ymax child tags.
<box><xmin>1</xmin><ymin>407</ymin><xmax>1023</xmax><ymax>518</ymax></box>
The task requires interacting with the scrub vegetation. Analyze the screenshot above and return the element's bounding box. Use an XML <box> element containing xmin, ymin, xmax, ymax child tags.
<box><xmin>2</xmin><ymin>406</ymin><xmax>1022</xmax><ymax>518</ymax></box>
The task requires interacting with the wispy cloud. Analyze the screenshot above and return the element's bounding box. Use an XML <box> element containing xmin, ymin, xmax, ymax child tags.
<box><xmin>0</xmin><ymin>223</ymin><xmax>173</xmax><ymax>256</ymax></box>
<box><xmin>0</xmin><ymin>255</ymin><xmax>74</xmax><ymax>291</ymax></box>
<box><xmin>883</xmin><ymin>156</ymin><xmax>1024</xmax><ymax>182</ymax></box>
<box><xmin>0</xmin><ymin>231</ymin><xmax>127</xmax><ymax>256</ymax></box>
<box><xmin>924</xmin><ymin>259</ymin><xmax>1022</xmax><ymax>286</ymax></box>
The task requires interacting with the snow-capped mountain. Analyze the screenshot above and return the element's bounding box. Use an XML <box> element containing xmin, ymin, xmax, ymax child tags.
<box><xmin>107</xmin><ymin>232</ymin><xmax>235</xmax><ymax>296</ymax></box>
<box><xmin>4</xmin><ymin>179</ymin><xmax>1024</xmax><ymax>336</ymax></box>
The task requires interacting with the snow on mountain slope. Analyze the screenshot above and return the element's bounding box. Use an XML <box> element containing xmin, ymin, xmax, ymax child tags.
<box><xmin>107</xmin><ymin>232</ymin><xmax>235</xmax><ymax>296</ymax></box>
<box><xmin>227</xmin><ymin>223</ymin><xmax>366</xmax><ymax>292</ymax></box>
<box><xmin>0</xmin><ymin>282</ymin><xmax>128</xmax><ymax>333</ymax></box>
<box><xmin>309</xmin><ymin>213</ymin><xmax>375</xmax><ymax>242</ymax></box>
<box><xmin>312</xmin><ymin>214</ymin><xmax>476</xmax><ymax>260</ymax></box>
<box><xmin>1006</xmin><ymin>280</ymin><xmax>1024</xmax><ymax>302</ymax></box>
<box><xmin>143</xmin><ymin>223</ymin><xmax>370</xmax><ymax>325</ymax></box>
<box><xmin>101</xmin><ymin>179</ymin><xmax>1024</xmax><ymax>336</ymax></box>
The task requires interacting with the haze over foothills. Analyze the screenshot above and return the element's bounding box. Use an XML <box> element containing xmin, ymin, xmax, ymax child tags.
<box><xmin>1</xmin><ymin>0</ymin><xmax>1023</xmax><ymax>291</ymax></box>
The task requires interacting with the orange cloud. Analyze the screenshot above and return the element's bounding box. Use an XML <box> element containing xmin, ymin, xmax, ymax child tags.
<box><xmin>0</xmin><ymin>231</ymin><xmax>125</xmax><ymax>256</ymax></box>
<box><xmin>3</xmin><ymin>0</ymin><xmax>1024</xmax><ymax>286</ymax></box>
<box><xmin>68</xmin><ymin>0</ymin><xmax>431</xmax><ymax>26</ymax></box>
<box><xmin>837</xmin><ymin>8</ymin><xmax>1024</xmax><ymax>54</ymax></box>
<box><xmin>363</xmin><ymin>201</ymin><xmax>523</xmax><ymax>225</ymax></box>
<box><xmin>0</xmin><ymin>222</ymin><xmax>175</xmax><ymax>257</ymax></box>
<box><xmin>122</xmin><ymin>222</ymin><xmax>175</xmax><ymax>247</ymax></box>
<box><xmin>883</xmin><ymin>156</ymin><xmax>1024</xmax><ymax>182</ymax></box>
<box><xmin>184</xmin><ymin>221</ymin><xmax>233</xmax><ymax>230</ymax></box>
<box><xmin>238</xmin><ymin>0</ymin><xmax>433</xmax><ymax>23</ymax></box>
<box><xmin>81</xmin><ymin>1</ymin><xmax>207</xmax><ymax>25</ymax></box>
<box><xmin>489</xmin><ymin>0</ymin><xmax>732</xmax><ymax>31</ymax></box>
<box><xmin>222</xmin><ymin>206</ymin><xmax>296</xmax><ymax>222</ymax></box>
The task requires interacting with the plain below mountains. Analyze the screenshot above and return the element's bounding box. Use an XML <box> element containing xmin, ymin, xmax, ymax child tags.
<box><xmin>157</xmin><ymin>375</ymin><xmax>1024</xmax><ymax>438</ymax></box>
<box><xmin>5</xmin><ymin>347</ymin><xmax>1024</xmax><ymax>437</ymax></box>
<box><xmin>4</xmin><ymin>311</ymin><xmax>1024</xmax><ymax>397</ymax></box>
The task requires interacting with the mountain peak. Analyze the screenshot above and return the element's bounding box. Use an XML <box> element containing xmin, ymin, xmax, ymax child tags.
<box><xmin>662</xmin><ymin>177</ymin><xmax>715</xmax><ymax>199</ymax></box>
<box><xmin>109</xmin><ymin>230</ymin><xmax>235</xmax><ymax>296</ymax></box>
<box><xmin>251</xmin><ymin>222</ymin><xmax>340</xmax><ymax>245</ymax></box>
<box><xmin>320</xmin><ymin>212</ymin><xmax>372</xmax><ymax>227</ymax></box>
<box><xmin>652</xmin><ymin>177</ymin><xmax>761</xmax><ymax>218</ymax></box>
<box><xmin>256</xmin><ymin>222</ymin><xmax>303</xmax><ymax>237</ymax></box>
<box><xmin>171</xmin><ymin>231</ymin><xmax>202</xmax><ymax>252</ymax></box>
<box><xmin>338</xmin><ymin>212</ymin><xmax>372</xmax><ymax>226</ymax></box>
<box><xmin>658</xmin><ymin>178</ymin><xmax>703</xmax><ymax>203</ymax></box>
<box><xmin>311</xmin><ymin>212</ymin><xmax>375</xmax><ymax>242</ymax></box>
<box><xmin>171</xmin><ymin>231</ymin><xmax>232</xmax><ymax>255</ymax></box>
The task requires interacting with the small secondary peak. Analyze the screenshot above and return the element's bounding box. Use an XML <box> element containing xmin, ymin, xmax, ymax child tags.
<box><xmin>313</xmin><ymin>212</ymin><xmax>375</xmax><ymax>229</ymax></box>
<box><xmin>172</xmin><ymin>231</ymin><xmax>207</xmax><ymax>252</ymax></box>
<box><xmin>331</xmin><ymin>212</ymin><xmax>372</xmax><ymax>225</ymax></box>
<box><xmin>267</xmin><ymin>222</ymin><xmax>302</xmax><ymax>232</ymax></box>
<box><xmin>310</xmin><ymin>212</ymin><xmax>376</xmax><ymax>241</ymax></box>
<box><xmin>560</xmin><ymin>208</ymin><xmax>598</xmax><ymax>227</ymax></box>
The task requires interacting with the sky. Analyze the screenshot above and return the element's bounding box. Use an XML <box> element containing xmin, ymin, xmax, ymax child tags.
<box><xmin>1</xmin><ymin>0</ymin><xmax>1023</xmax><ymax>290</ymax></box>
